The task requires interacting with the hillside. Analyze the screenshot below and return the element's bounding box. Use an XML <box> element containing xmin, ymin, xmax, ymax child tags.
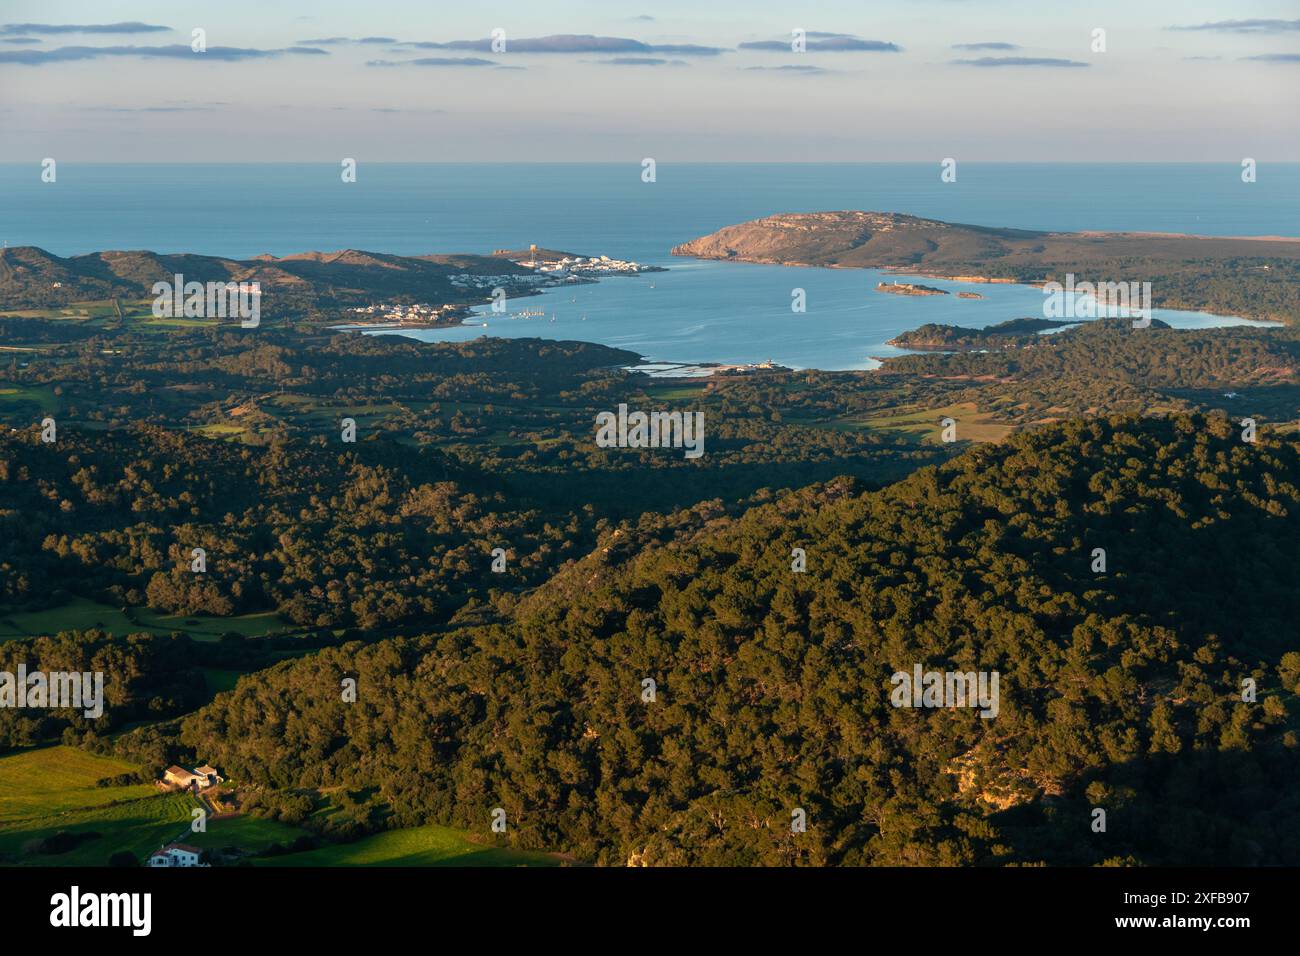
<box><xmin>887</xmin><ymin>317</ymin><xmax>1165</xmax><ymax>350</ymax></box>
<box><xmin>0</xmin><ymin>245</ymin><xmax>538</xmax><ymax>312</ymax></box>
<box><xmin>672</xmin><ymin>212</ymin><xmax>1300</xmax><ymax>323</ymax></box>
<box><xmin>180</xmin><ymin>414</ymin><xmax>1300</xmax><ymax>866</ymax></box>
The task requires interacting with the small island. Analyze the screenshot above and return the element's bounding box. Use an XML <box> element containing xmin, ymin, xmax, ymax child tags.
<box><xmin>876</xmin><ymin>281</ymin><xmax>948</xmax><ymax>297</ymax></box>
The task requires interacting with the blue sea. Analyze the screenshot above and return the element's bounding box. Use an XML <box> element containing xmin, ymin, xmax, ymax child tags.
<box><xmin>2</xmin><ymin>163</ymin><xmax>1295</xmax><ymax>369</ymax></box>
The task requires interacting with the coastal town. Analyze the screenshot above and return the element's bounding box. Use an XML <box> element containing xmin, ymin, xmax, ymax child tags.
<box><xmin>501</xmin><ymin>245</ymin><xmax>661</xmax><ymax>279</ymax></box>
<box><xmin>347</xmin><ymin>244</ymin><xmax>663</xmax><ymax>328</ymax></box>
<box><xmin>347</xmin><ymin>301</ymin><xmax>473</xmax><ymax>326</ymax></box>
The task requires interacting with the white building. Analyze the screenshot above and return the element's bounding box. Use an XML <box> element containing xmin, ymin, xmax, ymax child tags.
<box><xmin>148</xmin><ymin>843</ymin><xmax>206</xmax><ymax>867</ymax></box>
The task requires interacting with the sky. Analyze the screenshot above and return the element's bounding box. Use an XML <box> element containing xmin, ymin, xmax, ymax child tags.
<box><xmin>0</xmin><ymin>0</ymin><xmax>1297</xmax><ymax>161</ymax></box>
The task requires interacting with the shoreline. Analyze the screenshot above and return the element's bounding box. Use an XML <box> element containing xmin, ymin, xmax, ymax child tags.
<box><xmin>341</xmin><ymin>252</ymin><xmax>1281</xmax><ymax>377</ymax></box>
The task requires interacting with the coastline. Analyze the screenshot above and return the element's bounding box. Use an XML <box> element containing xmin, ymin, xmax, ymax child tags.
<box><xmin>339</xmin><ymin>246</ymin><xmax>1282</xmax><ymax>377</ymax></box>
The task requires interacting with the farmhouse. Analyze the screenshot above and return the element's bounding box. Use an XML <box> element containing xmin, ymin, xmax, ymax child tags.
<box><xmin>193</xmin><ymin>764</ymin><xmax>223</xmax><ymax>788</ymax></box>
<box><xmin>163</xmin><ymin>765</ymin><xmax>199</xmax><ymax>789</ymax></box>
<box><xmin>162</xmin><ymin>762</ymin><xmax>223</xmax><ymax>791</ymax></box>
<box><xmin>148</xmin><ymin>842</ymin><xmax>205</xmax><ymax>867</ymax></box>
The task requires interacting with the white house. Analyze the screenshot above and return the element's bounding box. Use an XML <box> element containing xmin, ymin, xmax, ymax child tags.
<box><xmin>148</xmin><ymin>843</ymin><xmax>206</xmax><ymax>867</ymax></box>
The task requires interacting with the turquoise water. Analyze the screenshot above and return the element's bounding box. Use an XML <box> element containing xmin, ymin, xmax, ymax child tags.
<box><xmin>2</xmin><ymin>163</ymin><xmax>1293</xmax><ymax>369</ymax></box>
<box><xmin>388</xmin><ymin>260</ymin><xmax>1272</xmax><ymax>371</ymax></box>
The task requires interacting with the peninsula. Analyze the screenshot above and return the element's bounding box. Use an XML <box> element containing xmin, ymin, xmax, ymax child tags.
<box><xmin>671</xmin><ymin>211</ymin><xmax>1300</xmax><ymax>324</ymax></box>
<box><xmin>0</xmin><ymin>244</ymin><xmax>662</xmax><ymax>325</ymax></box>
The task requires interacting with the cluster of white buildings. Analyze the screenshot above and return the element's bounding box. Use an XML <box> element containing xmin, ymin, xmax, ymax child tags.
<box><xmin>345</xmin><ymin>248</ymin><xmax>659</xmax><ymax>325</ymax></box>
<box><xmin>162</xmin><ymin>763</ymin><xmax>223</xmax><ymax>791</ymax></box>
<box><xmin>517</xmin><ymin>254</ymin><xmax>649</xmax><ymax>277</ymax></box>
<box><xmin>349</xmin><ymin>302</ymin><xmax>465</xmax><ymax>324</ymax></box>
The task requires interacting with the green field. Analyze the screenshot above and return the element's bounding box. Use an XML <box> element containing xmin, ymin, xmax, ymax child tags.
<box><xmin>839</xmin><ymin>401</ymin><xmax>1014</xmax><ymax>444</ymax></box>
<box><xmin>0</xmin><ymin>747</ymin><xmax>561</xmax><ymax>867</ymax></box>
<box><xmin>256</xmin><ymin>824</ymin><xmax>564</xmax><ymax>867</ymax></box>
<box><xmin>187</xmin><ymin>814</ymin><xmax>309</xmax><ymax>854</ymax></box>
<box><xmin>0</xmin><ymin>746</ymin><xmax>153</xmax><ymax>821</ymax></box>
<box><xmin>0</xmin><ymin>383</ymin><xmax>61</xmax><ymax>413</ymax></box>
<box><xmin>0</xmin><ymin>746</ymin><xmax>196</xmax><ymax>866</ymax></box>
<box><xmin>0</xmin><ymin>299</ymin><xmax>188</xmax><ymax>331</ymax></box>
<box><xmin>190</xmin><ymin>422</ymin><xmax>252</xmax><ymax>442</ymax></box>
<box><xmin>643</xmin><ymin>382</ymin><xmax>709</xmax><ymax>402</ymax></box>
<box><xmin>0</xmin><ymin>596</ymin><xmax>291</xmax><ymax>643</ymax></box>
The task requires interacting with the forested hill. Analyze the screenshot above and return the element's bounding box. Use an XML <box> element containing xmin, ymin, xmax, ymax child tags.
<box><xmin>0</xmin><ymin>245</ymin><xmax>537</xmax><ymax>311</ymax></box>
<box><xmin>181</xmin><ymin>414</ymin><xmax>1300</xmax><ymax>866</ymax></box>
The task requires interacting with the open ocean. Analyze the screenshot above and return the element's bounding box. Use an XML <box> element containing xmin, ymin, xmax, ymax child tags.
<box><xmin>2</xmin><ymin>163</ymin><xmax>1295</xmax><ymax>369</ymax></box>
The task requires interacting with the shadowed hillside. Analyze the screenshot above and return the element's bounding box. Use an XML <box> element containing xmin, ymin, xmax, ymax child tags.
<box><xmin>179</xmin><ymin>414</ymin><xmax>1300</xmax><ymax>866</ymax></box>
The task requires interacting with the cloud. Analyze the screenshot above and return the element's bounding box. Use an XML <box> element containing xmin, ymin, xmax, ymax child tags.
<box><xmin>1241</xmin><ymin>52</ymin><xmax>1300</xmax><ymax>61</ymax></box>
<box><xmin>0</xmin><ymin>22</ymin><xmax>170</xmax><ymax>35</ymax></box>
<box><xmin>953</xmin><ymin>56</ymin><xmax>1089</xmax><ymax>68</ymax></box>
<box><xmin>596</xmin><ymin>56</ymin><xmax>686</xmax><ymax>66</ymax></box>
<box><xmin>1</xmin><ymin>37</ymin><xmax>42</xmax><ymax>45</ymax></box>
<box><xmin>399</xmin><ymin>34</ymin><xmax>726</xmax><ymax>55</ymax></box>
<box><xmin>0</xmin><ymin>44</ymin><xmax>329</xmax><ymax>64</ymax></box>
<box><xmin>745</xmin><ymin>64</ymin><xmax>832</xmax><ymax>74</ymax></box>
<box><xmin>952</xmin><ymin>42</ymin><xmax>1020</xmax><ymax>51</ymax></box>
<box><xmin>299</xmin><ymin>36</ymin><xmax>398</xmax><ymax>45</ymax></box>
<box><xmin>739</xmin><ymin>36</ymin><xmax>900</xmax><ymax>52</ymax></box>
<box><xmin>366</xmin><ymin>57</ymin><xmax>498</xmax><ymax>67</ymax></box>
<box><xmin>95</xmin><ymin>105</ymin><xmax>223</xmax><ymax>112</ymax></box>
<box><xmin>644</xmin><ymin>43</ymin><xmax>725</xmax><ymax>55</ymax></box>
<box><xmin>1170</xmin><ymin>19</ymin><xmax>1300</xmax><ymax>33</ymax></box>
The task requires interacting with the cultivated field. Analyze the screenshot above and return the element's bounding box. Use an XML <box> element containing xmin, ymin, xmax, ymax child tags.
<box><xmin>0</xmin><ymin>746</ymin><xmax>196</xmax><ymax>866</ymax></box>
<box><xmin>256</xmin><ymin>824</ymin><xmax>564</xmax><ymax>867</ymax></box>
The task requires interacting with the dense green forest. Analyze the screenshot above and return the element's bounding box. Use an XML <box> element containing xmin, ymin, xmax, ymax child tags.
<box><xmin>2</xmin><ymin>309</ymin><xmax>1299</xmax><ymax>866</ymax></box>
<box><xmin>178</xmin><ymin>415</ymin><xmax>1300</xmax><ymax>865</ymax></box>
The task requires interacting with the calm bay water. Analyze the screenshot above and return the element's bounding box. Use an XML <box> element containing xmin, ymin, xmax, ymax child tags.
<box><xmin>392</xmin><ymin>263</ymin><xmax>1269</xmax><ymax>372</ymax></box>
<box><xmin>2</xmin><ymin>163</ymin><xmax>1294</xmax><ymax>369</ymax></box>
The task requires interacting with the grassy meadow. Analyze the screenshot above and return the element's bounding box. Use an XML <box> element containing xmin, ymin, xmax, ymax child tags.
<box><xmin>0</xmin><ymin>746</ymin><xmax>196</xmax><ymax>866</ymax></box>
<box><xmin>255</xmin><ymin>824</ymin><xmax>564</xmax><ymax>867</ymax></box>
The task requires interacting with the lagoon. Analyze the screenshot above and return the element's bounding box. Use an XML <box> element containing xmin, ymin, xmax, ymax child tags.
<box><xmin>376</xmin><ymin>258</ymin><xmax>1273</xmax><ymax>371</ymax></box>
